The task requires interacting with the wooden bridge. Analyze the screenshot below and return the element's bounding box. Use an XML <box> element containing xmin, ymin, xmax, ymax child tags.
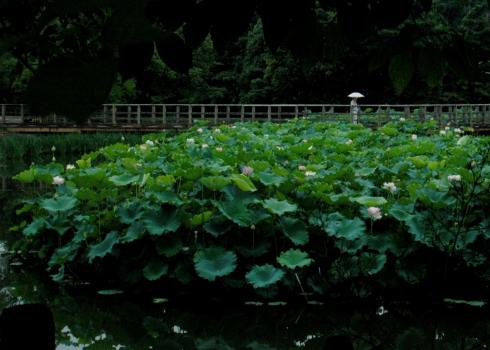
<box><xmin>1</xmin><ymin>103</ymin><xmax>490</xmax><ymax>133</ymax></box>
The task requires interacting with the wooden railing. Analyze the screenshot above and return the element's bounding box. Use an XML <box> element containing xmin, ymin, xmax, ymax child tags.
<box><xmin>1</xmin><ymin>103</ymin><xmax>490</xmax><ymax>129</ymax></box>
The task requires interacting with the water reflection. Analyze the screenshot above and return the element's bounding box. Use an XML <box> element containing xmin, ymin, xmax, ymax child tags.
<box><xmin>0</xmin><ymin>262</ymin><xmax>489</xmax><ymax>350</ymax></box>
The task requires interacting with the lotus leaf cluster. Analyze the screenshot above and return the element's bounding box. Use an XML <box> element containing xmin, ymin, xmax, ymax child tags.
<box><xmin>11</xmin><ymin>119</ymin><xmax>490</xmax><ymax>299</ymax></box>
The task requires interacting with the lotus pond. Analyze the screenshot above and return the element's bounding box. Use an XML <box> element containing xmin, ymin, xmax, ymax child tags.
<box><xmin>8</xmin><ymin>119</ymin><xmax>490</xmax><ymax>300</ymax></box>
<box><xmin>1</xmin><ymin>119</ymin><xmax>490</xmax><ymax>348</ymax></box>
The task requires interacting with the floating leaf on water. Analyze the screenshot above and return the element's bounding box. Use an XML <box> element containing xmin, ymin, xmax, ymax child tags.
<box><xmin>267</xmin><ymin>301</ymin><xmax>287</xmax><ymax>306</ymax></box>
<box><xmin>97</xmin><ymin>289</ymin><xmax>124</xmax><ymax>295</ymax></box>
<box><xmin>443</xmin><ymin>298</ymin><xmax>486</xmax><ymax>307</ymax></box>
<box><xmin>153</xmin><ymin>298</ymin><xmax>169</xmax><ymax>304</ymax></box>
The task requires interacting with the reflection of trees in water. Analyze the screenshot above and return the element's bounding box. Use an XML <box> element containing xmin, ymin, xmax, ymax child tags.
<box><xmin>1</xmin><ymin>267</ymin><xmax>489</xmax><ymax>350</ymax></box>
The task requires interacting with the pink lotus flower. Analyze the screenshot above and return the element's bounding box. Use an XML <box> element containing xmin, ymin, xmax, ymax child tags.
<box><xmin>52</xmin><ymin>176</ymin><xmax>65</xmax><ymax>185</ymax></box>
<box><xmin>241</xmin><ymin>166</ymin><xmax>254</xmax><ymax>176</ymax></box>
<box><xmin>367</xmin><ymin>207</ymin><xmax>382</xmax><ymax>220</ymax></box>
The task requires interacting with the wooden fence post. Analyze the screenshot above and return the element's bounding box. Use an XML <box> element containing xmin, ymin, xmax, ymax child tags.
<box><xmin>188</xmin><ymin>105</ymin><xmax>193</xmax><ymax>127</ymax></box>
<box><xmin>151</xmin><ymin>105</ymin><xmax>156</xmax><ymax>124</ymax></box>
<box><xmin>137</xmin><ymin>105</ymin><xmax>141</xmax><ymax>126</ymax></box>
<box><xmin>201</xmin><ymin>105</ymin><xmax>205</xmax><ymax>119</ymax></box>
<box><xmin>162</xmin><ymin>105</ymin><xmax>167</xmax><ymax>126</ymax></box>
<box><xmin>214</xmin><ymin>105</ymin><xmax>218</xmax><ymax>125</ymax></box>
<box><xmin>240</xmin><ymin>106</ymin><xmax>245</xmax><ymax>122</ymax></box>
<box><xmin>267</xmin><ymin>106</ymin><xmax>272</xmax><ymax>121</ymax></box>
<box><xmin>112</xmin><ymin>105</ymin><xmax>116</xmax><ymax>125</ymax></box>
<box><xmin>252</xmin><ymin>106</ymin><xmax>256</xmax><ymax>120</ymax></box>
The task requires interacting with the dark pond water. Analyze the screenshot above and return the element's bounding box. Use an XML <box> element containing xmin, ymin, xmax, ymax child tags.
<box><xmin>1</xmin><ymin>161</ymin><xmax>489</xmax><ymax>349</ymax></box>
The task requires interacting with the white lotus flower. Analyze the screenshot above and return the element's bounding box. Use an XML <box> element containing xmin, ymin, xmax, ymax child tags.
<box><xmin>346</xmin><ymin>139</ymin><xmax>353</xmax><ymax>145</ymax></box>
<box><xmin>448</xmin><ymin>174</ymin><xmax>461</xmax><ymax>182</ymax></box>
<box><xmin>66</xmin><ymin>164</ymin><xmax>75</xmax><ymax>170</ymax></box>
<box><xmin>215</xmin><ymin>147</ymin><xmax>223</xmax><ymax>152</ymax></box>
<box><xmin>305</xmin><ymin>171</ymin><xmax>316</xmax><ymax>177</ymax></box>
<box><xmin>186</xmin><ymin>138</ymin><xmax>195</xmax><ymax>144</ymax></box>
<box><xmin>298</xmin><ymin>165</ymin><xmax>306</xmax><ymax>171</ymax></box>
<box><xmin>201</xmin><ymin>143</ymin><xmax>209</xmax><ymax>149</ymax></box>
<box><xmin>52</xmin><ymin>176</ymin><xmax>65</xmax><ymax>185</ymax></box>
<box><xmin>367</xmin><ymin>207</ymin><xmax>382</xmax><ymax>220</ymax></box>
<box><xmin>197</xmin><ymin>128</ymin><xmax>204</xmax><ymax>133</ymax></box>
<box><xmin>145</xmin><ymin>140</ymin><xmax>154</xmax><ymax>146</ymax></box>
<box><xmin>440</xmin><ymin>130</ymin><xmax>446</xmax><ymax>136</ymax></box>
<box><xmin>399</xmin><ymin>117</ymin><xmax>406</xmax><ymax>122</ymax></box>
<box><xmin>411</xmin><ymin>134</ymin><xmax>417</xmax><ymax>141</ymax></box>
<box><xmin>382</xmin><ymin>182</ymin><xmax>397</xmax><ymax>193</ymax></box>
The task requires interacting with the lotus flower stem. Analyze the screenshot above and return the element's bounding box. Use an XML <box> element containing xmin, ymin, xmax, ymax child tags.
<box><xmin>295</xmin><ymin>272</ymin><xmax>308</xmax><ymax>302</ymax></box>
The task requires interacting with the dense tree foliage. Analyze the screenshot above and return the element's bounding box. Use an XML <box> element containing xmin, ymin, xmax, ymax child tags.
<box><xmin>0</xmin><ymin>0</ymin><xmax>489</xmax><ymax>121</ymax></box>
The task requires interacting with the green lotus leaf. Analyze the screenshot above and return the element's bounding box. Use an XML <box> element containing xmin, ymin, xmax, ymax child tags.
<box><xmin>142</xmin><ymin>207</ymin><xmax>181</xmax><ymax>236</ymax></box>
<box><xmin>190</xmin><ymin>211</ymin><xmax>213</xmax><ymax>226</ymax></box>
<box><xmin>200</xmin><ymin>176</ymin><xmax>231</xmax><ymax>191</ymax></box>
<box><xmin>325</xmin><ymin>213</ymin><xmax>366</xmax><ymax>240</ymax></box>
<box><xmin>277</xmin><ymin>249</ymin><xmax>313</xmax><ymax>270</ymax></box>
<box><xmin>246</xmin><ymin>264</ymin><xmax>285</xmax><ymax>288</ymax></box>
<box><xmin>359</xmin><ymin>252</ymin><xmax>386</xmax><ymax>275</ymax></box>
<box><xmin>353</xmin><ymin>196</ymin><xmax>387</xmax><ymax>207</ymax></box>
<box><xmin>117</xmin><ymin>202</ymin><xmax>144</xmax><ymax>224</ymax></box>
<box><xmin>87</xmin><ymin>231</ymin><xmax>119</xmax><ymax>263</ymax></box>
<box><xmin>406</xmin><ymin>217</ymin><xmax>428</xmax><ymax>244</ymax></box>
<box><xmin>258</xmin><ymin>171</ymin><xmax>286</xmax><ymax>187</ymax></box>
<box><xmin>143</xmin><ymin>260</ymin><xmax>169</xmax><ymax>281</ymax></box>
<box><xmin>120</xmin><ymin>221</ymin><xmax>146</xmax><ymax>243</ymax></box>
<box><xmin>13</xmin><ymin>168</ymin><xmax>37</xmax><ymax>183</ymax></box>
<box><xmin>156</xmin><ymin>236</ymin><xmax>183</xmax><ymax>257</ymax></box>
<box><xmin>48</xmin><ymin>241</ymin><xmax>80</xmax><ymax>267</ymax></box>
<box><xmin>213</xmin><ymin>200</ymin><xmax>254</xmax><ymax>227</ymax></box>
<box><xmin>262</xmin><ymin>198</ymin><xmax>297</xmax><ymax>215</ymax></box>
<box><xmin>193</xmin><ymin>247</ymin><xmax>237</xmax><ymax>281</ymax></box>
<box><xmin>230</xmin><ymin>174</ymin><xmax>257</xmax><ymax>192</ymax></box>
<box><xmin>456</xmin><ymin>136</ymin><xmax>471</xmax><ymax>146</ymax></box>
<box><xmin>150</xmin><ymin>191</ymin><xmax>183</xmax><ymax>206</ymax></box>
<box><xmin>389</xmin><ymin>208</ymin><xmax>413</xmax><ymax>221</ymax></box>
<box><xmin>279</xmin><ymin>217</ymin><xmax>309</xmax><ymax>245</ymax></box>
<box><xmin>97</xmin><ymin>289</ymin><xmax>124</xmax><ymax>295</ymax></box>
<box><xmin>23</xmin><ymin>218</ymin><xmax>47</xmax><ymax>237</ymax></box>
<box><xmin>41</xmin><ymin>195</ymin><xmax>77</xmax><ymax>212</ymax></box>
<box><xmin>109</xmin><ymin>173</ymin><xmax>140</xmax><ymax>186</ymax></box>
<box><xmin>203</xmin><ymin>216</ymin><xmax>232</xmax><ymax>237</ymax></box>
